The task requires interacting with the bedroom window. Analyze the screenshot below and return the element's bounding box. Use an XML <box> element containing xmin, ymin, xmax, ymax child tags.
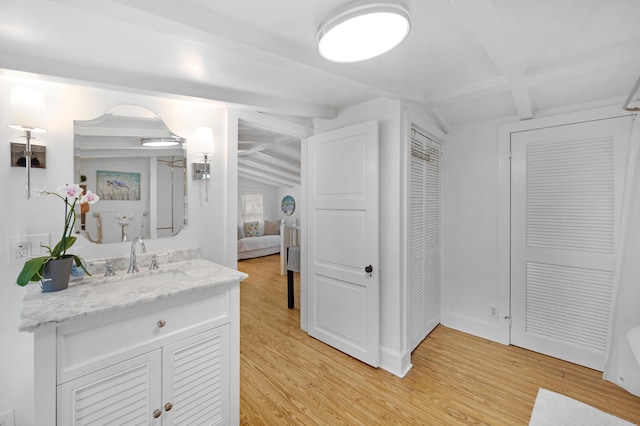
<box><xmin>240</xmin><ymin>193</ymin><xmax>263</xmax><ymax>223</ymax></box>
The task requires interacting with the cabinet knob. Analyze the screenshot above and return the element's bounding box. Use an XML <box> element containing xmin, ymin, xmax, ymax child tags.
<box><xmin>157</xmin><ymin>320</ymin><xmax>166</xmax><ymax>328</ymax></box>
<box><xmin>153</xmin><ymin>409</ymin><xmax>162</xmax><ymax>418</ymax></box>
<box><xmin>164</xmin><ymin>402</ymin><xmax>173</xmax><ymax>411</ymax></box>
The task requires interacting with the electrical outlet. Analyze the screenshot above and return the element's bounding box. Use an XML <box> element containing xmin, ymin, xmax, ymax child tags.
<box><xmin>0</xmin><ymin>409</ymin><xmax>15</xmax><ymax>426</ymax></box>
<box><xmin>7</xmin><ymin>234</ymin><xmax>50</xmax><ymax>265</ymax></box>
<box><xmin>490</xmin><ymin>305</ymin><xmax>498</xmax><ymax>318</ymax></box>
<box><xmin>16</xmin><ymin>242</ymin><xmax>28</xmax><ymax>258</ymax></box>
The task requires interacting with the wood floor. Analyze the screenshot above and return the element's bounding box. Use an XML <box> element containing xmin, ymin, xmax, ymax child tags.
<box><xmin>238</xmin><ymin>254</ymin><xmax>640</xmax><ymax>425</ymax></box>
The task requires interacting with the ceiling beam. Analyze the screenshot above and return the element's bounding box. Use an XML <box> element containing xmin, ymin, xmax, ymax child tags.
<box><xmin>0</xmin><ymin>52</ymin><xmax>336</xmax><ymax>119</ymax></box>
<box><xmin>266</xmin><ymin>144</ymin><xmax>302</xmax><ymax>160</ymax></box>
<box><xmin>422</xmin><ymin>38</ymin><xmax>640</xmax><ymax>108</ymax></box>
<box><xmin>250</xmin><ymin>152</ymin><xmax>301</xmax><ymax>174</ymax></box>
<box><xmin>424</xmin><ymin>76</ymin><xmax>509</xmax><ymax>105</ymax></box>
<box><xmin>238</xmin><ymin>137</ymin><xmax>299</xmax><ymax>156</ymax></box>
<box><xmin>239</xmin><ymin>111</ymin><xmax>314</xmax><ymax>139</ymax></box>
<box><xmin>238</xmin><ymin>168</ymin><xmax>298</xmax><ymax>187</ymax></box>
<box><xmin>238</xmin><ymin>172</ymin><xmax>294</xmax><ymax>189</ymax></box>
<box><xmin>449</xmin><ymin>0</ymin><xmax>533</xmax><ymax>120</ymax></box>
<box><xmin>238</xmin><ymin>158</ymin><xmax>300</xmax><ymax>183</ymax></box>
<box><xmin>526</xmin><ymin>42</ymin><xmax>640</xmax><ymax>87</ymax></box>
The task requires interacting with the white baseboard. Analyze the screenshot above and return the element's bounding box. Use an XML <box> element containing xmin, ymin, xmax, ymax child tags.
<box><xmin>442</xmin><ymin>312</ymin><xmax>510</xmax><ymax>345</ymax></box>
<box><xmin>380</xmin><ymin>346</ymin><xmax>412</xmax><ymax>378</ymax></box>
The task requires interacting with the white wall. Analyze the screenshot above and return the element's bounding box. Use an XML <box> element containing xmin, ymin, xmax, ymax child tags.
<box><xmin>0</xmin><ymin>75</ymin><xmax>229</xmax><ymax>426</ymax></box>
<box><xmin>442</xmin><ymin>106</ymin><xmax>630</xmax><ymax>345</ymax></box>
<box><xmin>441</xmin><ymin>117</ymin><xmax>512</xmax><ymax>342</ymax></box>
<box><xmin>277</xmin><ymin>185</ymin><xmax>301</xmax><ymax>225</ymax></box>
<box><xmin>238</xmin><ymin>177</ymin><xmax>279</xmax><ymax>222</ymax></box>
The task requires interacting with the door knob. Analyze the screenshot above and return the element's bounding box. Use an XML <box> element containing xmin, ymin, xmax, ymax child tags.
<box><xmin>164</xmin><ymin>402</ymin><xmax>173</xmax><ymax>411</ymax></box>
<box><xmin>365</xmin><ymin>265</ymin><xmax>373</xmax><ymax>273</ymax></box>
<box><xmin>153</xmin><ymin>409</ymin><xmax>162</xmax><ymax>418</ymax></box>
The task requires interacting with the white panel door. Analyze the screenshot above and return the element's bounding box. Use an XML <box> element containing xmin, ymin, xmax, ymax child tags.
<box><xmin>307</xmin><ymin>121</ymin><xmax>380</xmax><ymax>367</ymax></box>
<box><xmin>511</xmin><ymin>116</ymin><xmax>632</xmax><ymax>370</ymax></box>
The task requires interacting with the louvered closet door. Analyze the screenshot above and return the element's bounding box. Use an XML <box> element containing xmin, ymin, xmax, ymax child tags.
<box><xmin>57</xmin><ymin>350</ymin><xmax>162</xmax><ymax>425</ymax></box>
<box><xmin>408</xmin><ymin>130</ymin><xmax>441</xmax><ymax>352</ymax></box>
<box><xmin>163</xmin><ymin>325</ymin><xmax>230</xmax><ymax>426</ymax></box>
<box><xmin>511</xmin><ymin>117</ymin><xmax>632</xmax><ymax>370</ymax></box>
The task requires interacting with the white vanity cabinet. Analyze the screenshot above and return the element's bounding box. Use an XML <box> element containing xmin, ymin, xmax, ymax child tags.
<box><xmin>29</xmin><ymin>278</ymin><xmax>240</xmax><ymax>426</ymax></box>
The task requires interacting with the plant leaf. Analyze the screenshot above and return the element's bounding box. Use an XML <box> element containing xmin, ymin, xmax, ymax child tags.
<box><xmin>52</xmin><ymin>236</ymin><xmax>77</xmax><ymax>257</ymax></box>
<box><xmin>16</xmin><ymin>256</ymin><xmax>50</xmax><ymax>286</ymax></box>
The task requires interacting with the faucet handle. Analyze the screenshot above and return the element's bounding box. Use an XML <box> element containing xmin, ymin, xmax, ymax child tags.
<box><xmin>149</xmin><ymin>255</ymin><xmax>159</xmax><ymax>270</ymax></box>
<box><xmin>104</xmin><ymin>262</ymin><xmax>115</xmax><ymax>277</ymax></box>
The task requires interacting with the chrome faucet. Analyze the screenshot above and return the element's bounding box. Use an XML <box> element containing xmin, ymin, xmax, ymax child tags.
<box><xmin>127</xmin><ymin>237</ymin><xmax>147</xmax><ymax>273</ymax></box>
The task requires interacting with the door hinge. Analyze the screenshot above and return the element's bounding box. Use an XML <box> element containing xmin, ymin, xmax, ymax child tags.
<box><xmin>508</xmin><ymin>150</ymin><xmax>512</xmax><ymax>162</ymax></box>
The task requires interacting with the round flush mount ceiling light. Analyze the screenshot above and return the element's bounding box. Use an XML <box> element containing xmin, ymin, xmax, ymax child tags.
<box><xmin>317</xmin><ymin>1</ymin><xmax>411</xmax><ymax>63</ymax></box>
<box><xmin>140</xmin><ymin>136</ymin><xmax>184</xmax><ymax>147</ymax></box>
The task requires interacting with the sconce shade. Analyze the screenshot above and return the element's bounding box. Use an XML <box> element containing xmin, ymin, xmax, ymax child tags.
<box><xmin>317</xmin><ymin>1</ymin><xmax>411</xmax><ymax>63</ymax></box>
<box><xmin>196</xmin><ymin>126</ymin><xmax>214</xmax><ymax>154</ymax></box>
<box><xmin>7</xmin><ymin>86</ymin><xmax>47</xmax><ymax>133</ymax></box>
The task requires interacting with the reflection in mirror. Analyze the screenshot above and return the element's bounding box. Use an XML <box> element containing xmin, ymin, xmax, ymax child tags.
<box><xmin>74</xmin><ymin>105</ymin><xmax>187</xmax><ymax>244</ymax></box>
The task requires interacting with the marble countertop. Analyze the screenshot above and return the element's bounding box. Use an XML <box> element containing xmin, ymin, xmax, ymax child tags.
<box><xmin>19</xmin><ymin>256</ymin><xmax>248</xmax><ymax>332</ymax></box>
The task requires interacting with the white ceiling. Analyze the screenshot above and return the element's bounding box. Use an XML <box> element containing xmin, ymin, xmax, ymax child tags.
<box><xmin>2</xmin><ymin>0</ymin><xmax>639</xmax><ymax>131</ymax></box>
<box><xmin>238</xmin><ymin>121</ymin><xmax>301</xmax><ymax>188</ymax></box>
<box><xmin>2</xmin><ymin>0</ymin><xmax>640</xmax><ymax>186</ymax></box>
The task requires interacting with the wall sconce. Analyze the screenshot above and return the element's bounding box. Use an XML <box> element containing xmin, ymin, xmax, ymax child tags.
<box><xmin>192</xmin><ymin>126</ymin><xmax>214</xmax><ymax>202</ymax></box>
<box><xmin>7</xmin><ymin>86</ymin><xmax>47</xmax><ymax>199</ymax></box>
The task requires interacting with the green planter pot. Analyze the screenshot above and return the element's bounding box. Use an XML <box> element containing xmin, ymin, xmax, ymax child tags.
<box><xmin>40</xmin><ymin>257</ymin><xmax>73</xmax><ymax>293</ymax></box>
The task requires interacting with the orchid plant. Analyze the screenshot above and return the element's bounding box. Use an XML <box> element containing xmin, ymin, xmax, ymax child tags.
<box><xmin>16</xmin><ymin>184</ymin><xmax>100</xmax><ymax>286</ymax></box>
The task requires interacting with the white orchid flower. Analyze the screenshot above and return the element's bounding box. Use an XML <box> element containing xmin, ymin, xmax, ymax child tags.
<box><xmin>57</xmin><ymin>184</ymin><xmax>84</xmax><ymax>200</ymax></box>
<box><xmin>81</xmin><ymin>190</ymin><xmax>100</xmax><ymax>204</ymax></box>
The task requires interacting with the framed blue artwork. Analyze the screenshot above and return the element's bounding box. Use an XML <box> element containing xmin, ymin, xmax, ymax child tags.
<box><xmin>281</xmin><ymin>195</ymin><xmax>295</xmax><ymax>216</ymax></box>
<box><xmin>96</xmin><ymin>170</ymin><xmax>141</xmax><ymax>200</ymax></box>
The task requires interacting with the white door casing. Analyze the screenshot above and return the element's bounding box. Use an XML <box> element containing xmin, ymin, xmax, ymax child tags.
<box><xmin>306</xmin><ymin>120</ymin><xmax>380</xmax><ymax>367</ymax></box>
<box><xmin>511</xmin><ymin>116</ymin><xmax>632</xmax><ymax>370</ymax></box>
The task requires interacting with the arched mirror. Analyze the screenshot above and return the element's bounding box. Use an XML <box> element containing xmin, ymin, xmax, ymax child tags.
<box><xmin>73</xmin><ymin>105</ymin><xmax>187</xmax><ymax>244</ymax></box>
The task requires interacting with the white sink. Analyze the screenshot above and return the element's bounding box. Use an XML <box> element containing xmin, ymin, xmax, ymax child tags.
<box><xmin>92</xmin><ymin>269</ymin><xmax>190</xmax><ymax>295</ymax></box>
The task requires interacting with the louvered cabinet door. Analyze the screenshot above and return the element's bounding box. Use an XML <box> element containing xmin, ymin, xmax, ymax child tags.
<box><xmin>408</xmin><ymin>137</ymin><xmax>426</xmax><ymax>351</ymax></box>
<box><xmin>510</xmin><ymin>116</ymin><xmax>632</xmax><ymax>370</ymax></box>
<box><xmin>162</xmin><ymin>325</ymin><xmax>230</xmax><ymax>426</ymax></box>
<box><xmin>57</xmin><ymin>350</ymin><xmax>162</xmax><ymax>426</ymax></box>
<box><xmin>408</xmin><ymin>132</ymin><xmax>441</xmax><ymax>352</ymax></box>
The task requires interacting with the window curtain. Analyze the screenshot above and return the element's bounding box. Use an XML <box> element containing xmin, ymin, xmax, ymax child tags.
<box><xmin>603</xmin><ymin>114</ymin><xmax>640</xmax><ymax>396</ymax></box>
<box><xmin>240</xmin><ymin>193</ymin><xmax>264</xmax><ymax>223</ymax></box>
